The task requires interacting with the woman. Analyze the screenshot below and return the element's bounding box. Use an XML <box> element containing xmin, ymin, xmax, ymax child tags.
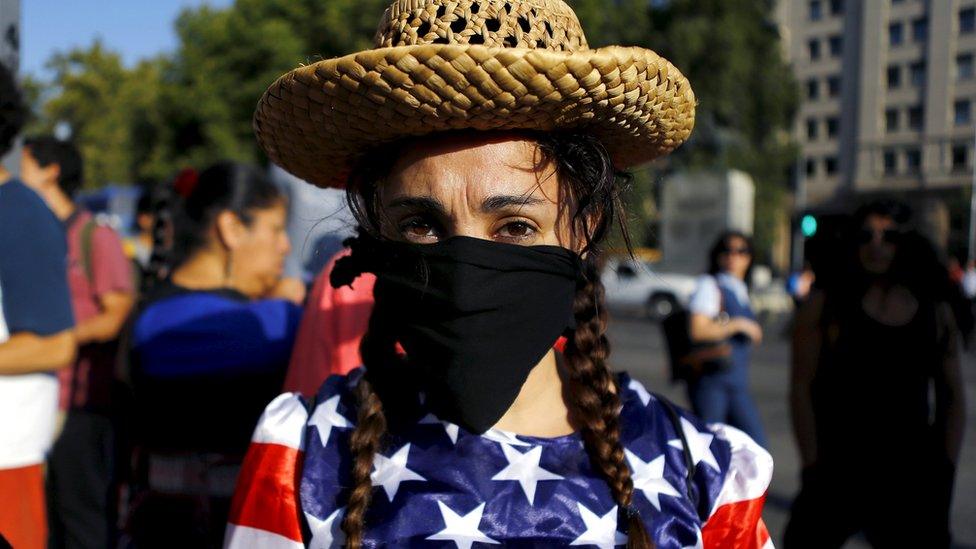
<box><xmin>687</xmin><ymin>231</ymin><xmax>768</xmax><ymax>448</ymax></box>
<box><xmin>228</xmin><ymin>2</ymin><xmax>773</xmax><ymax>548</ymax></box>
<box><xmin>786</xmin><ymin>201</ymin><xmax>965</xmax><ymax>548</ymax></box>
<box><xmin>128</xmin><ymin>163</ymin><xmax>302</xmax><ymax>546</ymax></box>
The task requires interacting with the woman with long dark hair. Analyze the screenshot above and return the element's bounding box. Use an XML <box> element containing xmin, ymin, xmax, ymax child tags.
<box><xmin>127</xmin><ymin>162</ymin><xmax>302</xmax><ymax>547</ymax></box>
<box><xmin>786</xmin><ymin>200</ymin><xmax>965</xmax><ymax>547</ymax></box>
<box><xmin>685</xmin><ymin>231</ymin><xmax>768</xmax><ymax>447</ymax></box>
<box><xmin>227</xmin><ymin>2</ymin><xmax>774</xmax><ymax>548</ymax></box>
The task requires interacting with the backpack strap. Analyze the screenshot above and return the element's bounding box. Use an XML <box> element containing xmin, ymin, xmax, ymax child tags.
<box><xmin>79</xmin><ymin>217</ymin><xmax>98</xmax><ymax>285</ymax></box>
<box><xmin>654</xmin><ymin>394</ymin><xmax>699</xmax><ymax>507</ymax></box>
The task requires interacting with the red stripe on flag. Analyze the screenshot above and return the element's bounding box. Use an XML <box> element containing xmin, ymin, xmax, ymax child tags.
<box><xmin>227</xmin><ymin>442</ymin><xmax>304</xmax><ymax>543</ymax></box>
<box><xmin>702</xmin><ymin>493</ymin><xmax>771</xmax><ymax>549</ymax></box>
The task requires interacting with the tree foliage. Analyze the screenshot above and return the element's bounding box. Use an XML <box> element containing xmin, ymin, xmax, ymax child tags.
<box><xmin>27</xmin><ymin>0</ymin><xmax>797</xmax><ymax>261</ymax></box>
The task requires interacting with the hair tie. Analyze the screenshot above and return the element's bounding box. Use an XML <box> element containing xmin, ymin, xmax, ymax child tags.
<box><xmin>624</xmin><ymin>504</ymin><xmax>640</xmax><ymax>519</ymax></box>
<box><xmin>173</xmin><ymin>168</ymin><xmax>200</xmax><ymax>199</ymax></box>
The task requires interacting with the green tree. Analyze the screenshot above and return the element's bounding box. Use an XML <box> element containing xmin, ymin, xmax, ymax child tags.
<box><xmin>645</xmin><ymin>0</ymin><xmax>799</xmax><ymax>264</ymax></box>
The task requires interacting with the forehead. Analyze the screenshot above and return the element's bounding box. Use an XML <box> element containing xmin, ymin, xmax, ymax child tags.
<box><xmin>863</xmin><ymin>214</ymin><xmax>895</xmax><ymax>229</ymax></box>
<box><xmin>384</xmin><ymin>133</ymin><xmax>558</xmax><ymax>202</ymax></box>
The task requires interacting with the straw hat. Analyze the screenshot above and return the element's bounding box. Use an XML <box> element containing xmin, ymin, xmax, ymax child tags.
<box><xmin>254</xmin><ymin>0</ymin><xmax>696</xmax><ymax>189</ymax></box>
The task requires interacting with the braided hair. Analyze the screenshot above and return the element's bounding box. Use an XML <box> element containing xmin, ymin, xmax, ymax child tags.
<box><xmin>340</xmin><ymin>130</ymin><xmax>652</xmax><ymax>549</ymax></box>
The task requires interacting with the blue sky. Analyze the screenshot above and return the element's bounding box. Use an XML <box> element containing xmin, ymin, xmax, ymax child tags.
<box><xmin>21</xmin><ymin>0</ymin><xmax>233</xmax><ymax>76</ymax></box>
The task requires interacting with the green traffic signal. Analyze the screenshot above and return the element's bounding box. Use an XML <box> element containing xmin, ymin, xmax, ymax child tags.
<box><xmin>801</xmin><ymin>214</ymin><xmax>818</xmax><ymax>238</ymax></box>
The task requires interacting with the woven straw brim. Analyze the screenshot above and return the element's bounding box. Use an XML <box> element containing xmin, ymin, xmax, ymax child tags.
<box><xmin>254</xmin><ymin>44</ymin><xmax>696</xmax><ymax>189</ymax></box>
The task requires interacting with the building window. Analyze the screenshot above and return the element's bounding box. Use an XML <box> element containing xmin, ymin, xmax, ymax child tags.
<box><xmin>828</xmin><ymin>35</ymin><xmax>843</xmax><ymax>57</ymax></box>
<box><xmin>890</xmin><ymin>22</ymin><xmax>904</xmax><ymax>46</ymax></box>
<box><xmin>807</xmin><ymin>78</ymin><xmax>820</xmax><ymax>100</ymax></box>
<box><xmin>827</xmin><ymin>75</ymin><xmax>842</xmax><ymax>97</ymax></box>
<box><xmin>905</xmin><ymin>149</ymin><xmax>921</xmax><ymax>173</ymax></box>
<box><xmin>883</xmin><ymin>150</ymin><xmax>897</xmax><ymax>175</ymax></box>
<box><xmin>956</xmin><ymin>99</ymin><xmax>972</xmax><ymax>125</ymax></box>
<box><xmin>806</xmin><ymin>118</ymin><xmax>819</xmax><ymax>140</ymax></box>
<box><xmin>953</xmin><ymin>145</ymin><xmax>969</xmax><ymax>172</ymax></box>
<box><xmin>806</xmin><ymin>158</ymin><xmax>817</xmax><ymax>177</ymax></box>
<box><xmin>808</xmin><ymin>39</ymin><xmax>821</xmax><ymax>61</ymax></box>
<box><xmin>885</xmin><ymin>109</ymin><xmax>899</xmax><ymax>132</ymax></box>
<box><xmin>887</xmin><ymin>65</ymin><xmax>901</xmax><ymax>88</ymax></box>
<box><xmin>830</xmin><ymin>0</ymin><xmax>844</xmax><ymax>15</ymax></box>
<box><xmin>959</xmin><ymin>53</ymin><xmax>975</xmax><ymax>81</ymax></box>
<box><xmin>826</xmin><ymin>117</ymin><xmax>840</xmax><ymax>138</ymax></box>
<box><xmin>810</xmin><ymin>0</ymin><xmax>823</xmax><ymax>21</ymax></box>
<box><xmin>961</xmin><ymin>7</ymin><xmax>976</xmax><ymax>34</ymax></box>
<box><xmin>911</xmin><ymin>17</ymin><xmax>928</xmax><ymax>42</ymax></box>
<box><xmin>825</xmin><ymin>156</ymin><xmax>838</xmax><ymax>175</ymax></box>
<box><xmin>908</xmin><ymin>106</ymin><xmax>924</xmax><ymax>130</ymax></box>
<box><xmin>910</xmin><ymin>61</ymin><xmax>926</xmax><ymax>87</ymax></box>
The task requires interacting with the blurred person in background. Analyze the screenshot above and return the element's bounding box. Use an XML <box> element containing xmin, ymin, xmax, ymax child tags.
<box><xmin>130</xmin><ymin>191</ymin><xmax>155</xmax><ymax>275</ymax></box>
<box><xmin>126</xmin><ymin>162</ymin><xmax>301</xmax><ymax>547</ymax></box>
<box><xmin>282</xmin><ymin>246</ymin><xmax>375</xmax><ymax>396</ymax></box>
<box><xmin>0</xmin><ymin>64</ymin><xmax>77</xmax><ymax>549</ymax></box>
<box><xmin>686</xmin><ymin>230</ymin><xmax>768</xmax><ymax>448</ymax></box>
<box><xmin>20</xmin><ymin>136</ymin><xmax>136</xmax><ymax>549</ymax></box>
<box><xmin>786</xmin><ymin>200</ymin><xmax>966</xmax><ymax>548</ymax></box>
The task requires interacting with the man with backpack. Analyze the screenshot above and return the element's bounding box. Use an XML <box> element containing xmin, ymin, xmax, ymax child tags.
<box><xmin>20</xmin><ymin>136</ymin><xmax>135</xmax><ymax>548</ymax></box>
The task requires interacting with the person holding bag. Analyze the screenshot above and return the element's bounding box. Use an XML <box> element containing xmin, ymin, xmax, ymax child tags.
<box><xmin>687</xmin><ymin>231</ymin><xmax>767</xmax><ymax>448</ymax></box>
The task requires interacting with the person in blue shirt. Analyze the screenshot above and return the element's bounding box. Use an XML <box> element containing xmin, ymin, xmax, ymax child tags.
<box><xmin>127</xmin><ymin>162</ymin><xmax>302</xmax><ymax>547</ymax></box>
<box><xmin>0</xmin><ymin>62</ymin><xmax>76</xmax><ymax>549</ymax></box>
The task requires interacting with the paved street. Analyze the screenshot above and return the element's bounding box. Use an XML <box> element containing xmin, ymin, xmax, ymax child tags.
<box><xmin>607</xmin><ymin>313</ymin><xmax>976</xmax><ymax>548</ymax></box>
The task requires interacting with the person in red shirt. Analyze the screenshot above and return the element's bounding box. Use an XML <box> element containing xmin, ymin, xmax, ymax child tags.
<box><xmin>21</xmin><ymin>136</ymin><xmax>135</xmax><ymax>549</ymax></box>
<box><xmin>283</xmin><ymin>248</ymin><xmax>375</xmax><ymax>396</ymax></box>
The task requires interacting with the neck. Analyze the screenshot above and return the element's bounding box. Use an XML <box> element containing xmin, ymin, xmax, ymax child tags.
<box><xmin>0</xmin><ymin>166</ymin><xmax>10</xmax><ymax>184</ymax></box>
<box><xmin>172</xmin><ymin>251</ymin><xmax>231</xmax><ymax>292</ymax></box>
<box><xmin>492</xmin><ymin>349</ymin><xmax>574</xmax><ymax>437</ymax></box>
<box><xmin>45</xmin><ymin>190</ymin><xmax>76</xmax><ymax>221</ymax></box>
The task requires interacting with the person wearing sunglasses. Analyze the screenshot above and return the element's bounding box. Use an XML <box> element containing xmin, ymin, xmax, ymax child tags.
<box><xmin>786</xmin><ymin>200</ymin><xmax>965</xmax><ymax>547</ymax></box>
<box><xmin>686</xmin><ymin>230</ymin><xmax>768</xmax><ymax>448</ymax></box>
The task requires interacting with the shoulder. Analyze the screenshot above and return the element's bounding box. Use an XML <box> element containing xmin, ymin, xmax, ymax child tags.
<box><xmin>618</xmin><ymin>375</ymin><xmax>773</xmax><ymax>520</ymax></box>
<box><xmin>0</xmin><ymin>181</ymin><xmax>62</xmax><ymax>241</ymax></box>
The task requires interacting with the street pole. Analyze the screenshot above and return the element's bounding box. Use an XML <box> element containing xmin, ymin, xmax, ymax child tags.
<box><xmin>792</xmin><ymin>150</ymin><xmax>807</xmax><ymax>271</ymax></box>
<box><xmin>970</xmin><ymin>122</ymin><xmax>976</xmax><ymax>264</ymax></box>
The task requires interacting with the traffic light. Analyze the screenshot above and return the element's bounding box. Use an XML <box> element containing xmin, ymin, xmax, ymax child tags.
<box><xmin>801</xmin><ymin>214</ymin><xmax>818</xmax><ymax>238</ymax></box>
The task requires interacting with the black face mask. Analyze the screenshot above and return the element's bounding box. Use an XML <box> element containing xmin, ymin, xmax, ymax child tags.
<box><xmin>332</xmin><ymin>234</ymin><xmax>583</xmax><ymax>434</ymax></box>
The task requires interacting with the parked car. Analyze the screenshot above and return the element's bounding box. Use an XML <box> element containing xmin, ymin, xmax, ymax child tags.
<box><xmin>601</xmin><ymin>256</ymin><xmax>698</xmax><ymax>320</ymax></box>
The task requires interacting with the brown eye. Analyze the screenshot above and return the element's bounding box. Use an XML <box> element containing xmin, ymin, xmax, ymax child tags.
<box><xmin>399</xmin><ymin>217</ymin><xmax>441</xmax><ymax>242</ymax></box>
<box><xmin>496</xmin><ymin>221</ymin><xmax>537</xmax><ymax>242</ymax></box>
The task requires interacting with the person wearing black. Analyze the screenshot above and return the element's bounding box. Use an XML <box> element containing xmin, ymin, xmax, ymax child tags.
<box><xmin>786</xmin><ymin>200</ymin><xmax>966</xmax><ymax>548</ymax></box>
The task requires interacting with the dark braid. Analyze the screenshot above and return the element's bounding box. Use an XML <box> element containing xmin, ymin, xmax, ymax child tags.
<box><xmin>564</xmin><ymin>259</ymin><xmax>653</xmax><ymax>549</ymax></box>
<box><xmin>341</xmin><ymin>375</ymin><xmax>386</xmax><ymax>548</ymax></box>
<box><xmin>340</xmin><ymin>297</ymin><xmax>404</xmax><ymax>546</ymax></box>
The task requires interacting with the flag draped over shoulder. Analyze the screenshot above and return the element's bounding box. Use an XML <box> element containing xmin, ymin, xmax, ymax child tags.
<box><xmin>226</xmin><ymin>372</ymin><xmax>773</xmax><ymax>549</ymax></box>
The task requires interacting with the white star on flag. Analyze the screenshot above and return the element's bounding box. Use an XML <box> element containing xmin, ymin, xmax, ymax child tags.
<box><xmin>309</xmin><ymin>395</ymin><xmax>352</xmax><ymax>447</ymax></box>
<box><xmin>306</xmin><ymin>507</ymin><xmax>344</xmax><ymax>549</ymax></box>
<box><xmin>426</xmin><ymin>501</ymin><xmax>499</xmax><ymax>549</ymax></box>
<box><xmin>420</xmin><ymin>413</ymin><xmax>460</xmax><ymax>444</ymax></box>
<box><xmin>371</xmin><ymin>443</ymin><xmax>425</xmax><ymax>501</ymax></box>
<box><xmin>625</xmin><ymin>449</ymin><xmax>680</xmax><ymax>510</ymax></box>
<box><xmin>482</xmin><ymin>428</ymin><xmax>532</xmax><ymax>447</ymax></box>
<box><xmin>628</xmin><ymin>379</ymin><xmax>653</xmax><ymax>406</ymax></box>
<box><xmin>491</xmin><ymin>444</ymin><xmax>563</xmax><ymax>505</ymax></box>
<box><xmin>667</xmin><ymin>417</ymin><xmax>720</xmax><ymax>471</ymax></box>
<box><xmin>569</xmin><ymin>502</ymin><xmax>627</xmax><ymax>549</ymax></box>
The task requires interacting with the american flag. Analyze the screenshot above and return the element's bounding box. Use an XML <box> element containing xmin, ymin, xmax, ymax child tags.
<box><xmin>225</xmin><ymin>371</ymin><xmax>773</xmax><ymax>548</ymax></box>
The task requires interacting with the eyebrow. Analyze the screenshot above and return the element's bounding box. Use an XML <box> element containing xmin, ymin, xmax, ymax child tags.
<box><xmin>386</xmin><ymin>196</ymin><xmax>448</xmax><ymax>216</ymax></box>
<box><xmin>480</xmin><ymin>194</ymin><xmax>546</xmax><ymax>213</ymax></box>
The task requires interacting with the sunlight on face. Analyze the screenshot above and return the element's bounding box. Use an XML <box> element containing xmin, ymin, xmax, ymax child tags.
<box><xmin>379</xmin><ymin>133</ymin><xmax>578</xmax><ymax>250</ymax></box>
<box><xmin>232</xmin><ymin>203</ymin><xmax>290</xmax><ymax>297</ymax></box>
